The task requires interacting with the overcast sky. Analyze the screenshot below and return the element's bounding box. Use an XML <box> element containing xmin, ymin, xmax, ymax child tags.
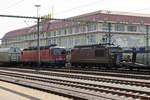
<box><xmin>1</xmin><ymin>0</ymin><xmax>150</xmax><ymax>39</ymax></box>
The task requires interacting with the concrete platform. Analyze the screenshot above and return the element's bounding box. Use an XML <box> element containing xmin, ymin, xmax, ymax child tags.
<box><xmin>0</xmin><ymin>81</ymin><xmax>72</xmax><ymax>100</ymax></box>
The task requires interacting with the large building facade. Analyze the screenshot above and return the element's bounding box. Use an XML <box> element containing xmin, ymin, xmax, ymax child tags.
<box><xmin>2</xmin><ymin>10</ymin><xmax>150</xmax><ymax>48</ymax></box>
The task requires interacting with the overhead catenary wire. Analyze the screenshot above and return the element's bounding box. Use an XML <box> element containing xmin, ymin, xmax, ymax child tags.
<box><xmin>0</xmin><ymin>0</ymin><xmax>25</xmax><ymax>12</ymax></box>
<box><xmin>24</xmin><ymin>20</ymin><xmax>36</xmax><ymax>27</ymax></box>
<box><xmin>131</xmin><ymin>6</ymin><xmax>150</xmax><ymax>12</ymax></box>
<box><xmin>54</xmin><ymin>0</ymin><xmax>105</xmax><ymax>16</ymax></box>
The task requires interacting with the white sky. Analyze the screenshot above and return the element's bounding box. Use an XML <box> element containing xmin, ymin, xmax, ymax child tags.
<box><xmin>1</xmin><ymin>0</ymin><xmax>150</xmax><ymax>39</ymax></box>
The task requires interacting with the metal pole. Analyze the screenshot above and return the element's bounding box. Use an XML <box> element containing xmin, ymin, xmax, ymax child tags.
<box><xmin>37</xmin><ymin>18</ymin><xmax>40</xmax><ymax>66</ymax></box>
<box><xmin>146</xmin><ymin>25</ymin><xmax>149</xmax><ymax>65</ymax></box>
<box><xmin>108</xmin><ymin>23</ymin><xmax>111</xmax><ymax>45</ymax></box>
<box><xmin>35</xmin><ymin>5</ymin><xmax>41</xmax><ymax>67</ymax></box>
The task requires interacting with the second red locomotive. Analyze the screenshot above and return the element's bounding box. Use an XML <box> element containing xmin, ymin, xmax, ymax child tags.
<box><xmin>70</xmin><ymin>44</ymin><xmax>121</xmax><ymax>68</ymax></box>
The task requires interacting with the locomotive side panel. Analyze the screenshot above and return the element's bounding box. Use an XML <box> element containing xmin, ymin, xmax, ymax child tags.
<box><xmin>70</xmin><ymin>47</ymin><xmax>114</xmax><ymax>67</ymax></box>
<box><xmin>40</xmin><ymin>49</ymin><xmax>50</xmax><ymax>62</ymax></box>
<box><xmin>93</xmin><ymin>48</ymin><xmax>111</xmax><ymax>63</ymax></box>
<box><xmin>21</xmin><ymin>46</ymin><xmax>67</xmax><ymax>66</ymax></box>
<box><xmin>70</xmin><ymin>44</ymin><xmax>121</xmax><ymax>67</ymax></box>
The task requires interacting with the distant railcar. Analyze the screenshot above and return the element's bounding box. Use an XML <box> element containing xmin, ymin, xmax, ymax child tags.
<box><xmin>136</xmin><ymin>53</ymin><xmax>150</xmax><ymax>65</ymax></box>
<box><xmin>70</xmin><ymin>44</ymin><xmax>121</xmax><ymax>68</ymax></box>
<box><xmin>0</xmin><ymin>47</ymin><xmax>22</xmax><ymax>65</ymax></box>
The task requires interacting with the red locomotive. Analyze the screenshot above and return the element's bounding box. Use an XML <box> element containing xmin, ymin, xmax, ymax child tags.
<box><xmin>22</xmin><ymin>45</ymin><xmax>66</xmax><ymax>66</ymax></box>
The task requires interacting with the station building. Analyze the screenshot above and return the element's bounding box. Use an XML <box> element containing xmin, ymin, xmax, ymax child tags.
<box><xmin>1</xmin><ymin>10</ymin><xmax>150</xmax><ymax>48</ymax></box>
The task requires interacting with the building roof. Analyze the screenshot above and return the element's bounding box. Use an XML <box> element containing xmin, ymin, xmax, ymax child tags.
<box><xmin>3</xmin><ymin>10</ymin><xmax>150</xmax><ymax>39</ymax></box>
<box><xmin>3</xmin><ymin>27</ymin><xmax>30</xmax><ymax>39</ymax></box>
<box><xmin>2</xmin><ymin>22</ymin><xmax>50</xmax><ymax>39</ymax></box>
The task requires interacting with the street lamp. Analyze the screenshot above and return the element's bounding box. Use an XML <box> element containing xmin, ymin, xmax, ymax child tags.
<box><xmin>35</xmin><ymin>4</ymin><xmax>41</xmax><ymax>66</ymax></box>
<box><xmin>35</xmin><ymin>5</ymin><xmax>41</xmax><ymax>17</ymax></box>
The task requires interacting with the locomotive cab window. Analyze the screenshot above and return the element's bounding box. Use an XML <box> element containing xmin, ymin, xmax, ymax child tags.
<box><xmin>95</xmin><ymin>49</ymin><xmax>105</xmax><ymax>57</ymax></box>
<box><xmin>52</xmin><ymin>48</ymin><xmax>60</xmax><ymax>55</ymax></box>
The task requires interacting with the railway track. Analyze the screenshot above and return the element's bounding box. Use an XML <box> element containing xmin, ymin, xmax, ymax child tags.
<box><xmin>0</xmin><ymin>68</ymin><xmax>150</xmax><ymax>99</ymax></box>
<box><xmin>2</xmin><ymin>66</ymin><xmax>150</xmax><ymax>80</ymax></box>
<box><xmin>2</xmin><ymin>66</ymin><xmax>150</xmax><ymax>76</ymax></box>
<box><xmin>1</xmin><ymin>67</ymin><xmax>150</xmax><ymax>88</ymax></box>
<box><xmin>39</xmin><ymin>68</ymin><xmax>150</xmax><ymax>80</ymax></box>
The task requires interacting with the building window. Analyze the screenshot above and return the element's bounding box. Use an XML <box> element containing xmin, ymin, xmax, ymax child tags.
<box><xmin>51</xmin><ymin>32</ymin><xmax>54</xmax><ymax>37</ymax></box>
<box><xmin>57</xmin><ymin>39</ymin><xmax>61</xmax><ymax>46</ymax></box>
<box><xmin>87</xmin><ymin>24</ymin><xmax>97</xmax><ymax>32</ymax></box>
<box><xmin>81</xmin><ymin>36</ymin><xmax>87</xmax><ymax>45</ymax></box>
<box><xmin>68</xmin><ymin>38</ymin><xmax>73</xmax><ymax>47</ymax></box>
<box><xmin>61</xmin><ymin>29</ymin><xmax>67</xmax><ymax>35</ymax></box>
<box><xmin>64</xmin><ymin>29</ymin><xmax>67</xmax><ymax>35</ymax></box>
<box><xmin>48</xmin><ymin>32</ymin><xmax>51</xmax><ymax>37</ymax></box>
<box><xmin>102</xmin><ymin>23</ymin><xmax>112</xmax><ymax>31</ymax></box>
<box><xmin>139</xmin><ymin>25</ymin><xmax>146</xmax><ymax>33</ymax></box>
<box><xmin>75</xmin><ymin>27</ymin><xmax>79</xmax><ymax>33</ymax></box>
<box><xmin>34</xmin><ymin>34</ymin><xmax>37</xmax><ymax>39</ymax></box>
<box><xmin>74</xmin><ymin>37</ymin><xmax>80</xmax><ymax>45</ymax></box>
<box><xmin>128</xmin><ymin>25</ymin><xmax>137</xmax><ymax>32</ymax></box>
<box><xmin>57</xmin><ymin>30</ymin><xmax>61</xmax><ymax>36</ymax></box>
<box><xmin>42</xmin><ymin>33</ymin><xmax>45</xmax><ymax>38</ymax></box>
<box><xmin>51</xmin><ymin>31</ymin><xmax>56</xmax><ymax>36</ymax></box>
<box><xmin>115</xmin><ymin>24</ymin><xmax>125</xmax><ymax>31</ymax></box>
<box><xmin>61</xmin><ymin>39</ymin><xmax>64</xmax><ymax>46</ymax></box>
<box><xmin>48</xmin><ymin>40</ymin><xmax>51</xmax><ymax>45</ymax></box>
<box><xmin>88</xmin><ymin>35</ymin><xmax>96</xmax><ymax>44</ymax></box>
<box><xmin>68</xmin><ymin>28</ymin><xmax>72</xmax><ymax>34</ymax></box>
<box><xmin>41</xmin><ymin>40</ymin><xmax>45</xmax><ymax>46</ymax></box>
<box><xmin>54</xmin><ymin>31</ymin><xmax>56</xmax><ymax>36</ymax></box>
<box><xmin>102</xmin><ymin>23</ymin><xmax>109</xmax><ymax>31</ymax></box>
<box><xmin>80</xmin><ymin>26</ymin><xmax>86</xmax><ymax>32</ymax></box>
<box><xmin>87</xmin><ymin>25</ymin><xmax>91</xmax><ymax>31</ymax></box>
<box><xmin>51</xmin><ymin>39</ymin><xmax>56</xmax><ymax>44</ymax></box>
<box><xmin>61</xmin><ymin>38</ymin><xmax>67</xmax><ymax>46</ymax></box>
<box><xmin>93</xmin><ymin>25</ymin><xmax>97</xmax><ymax>31</ymax></box>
